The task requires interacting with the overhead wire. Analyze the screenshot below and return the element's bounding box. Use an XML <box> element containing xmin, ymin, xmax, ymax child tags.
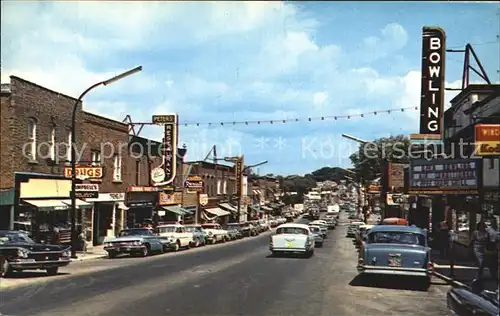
<box><xmin>179</xmin><ymin>106</ymin><xmax>418</xmax><ymax>127</ymax></box>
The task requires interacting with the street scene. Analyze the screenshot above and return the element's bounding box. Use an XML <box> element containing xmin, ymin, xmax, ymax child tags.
<box><xmin>1</xmin><ymin>2</ymin><xmax>499</xmax><ymax>316</ymax></box>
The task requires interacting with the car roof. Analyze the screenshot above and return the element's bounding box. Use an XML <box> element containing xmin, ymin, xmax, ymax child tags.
<box><xmin>278</xmin><ymin>223</ymin><xmax>310</xmax><ymax>229</ymax></box>
<box><xmin>369</xmin><ymin>225</ymin><xmax>424</xmax><ymax>234</ymax></box>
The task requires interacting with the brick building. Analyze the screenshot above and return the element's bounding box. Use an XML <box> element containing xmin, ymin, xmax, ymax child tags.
<box><xmin>0</xmin><ymin>76</ymin><xmax>90</xmax><ymax>243</ymax></box>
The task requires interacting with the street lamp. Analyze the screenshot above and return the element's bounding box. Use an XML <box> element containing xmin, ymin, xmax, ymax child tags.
<box><xmin>70</xmin><ymin>66</ymin><xmax>142</xmax><ymax>258</ymax></box>
<box><xmin>341</xmin><ymin>133</ymin><xmax>369</xmax><ymax>144</ymax></box>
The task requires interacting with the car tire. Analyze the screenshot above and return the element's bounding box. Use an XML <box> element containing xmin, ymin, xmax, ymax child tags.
<box><xmin>174</xmin><ymin>241</ymin><xmax>180</xmax><ymax>251</ymax></box>
<box><xmin>142</xmin><ymin>244</ymin><xmax>150</xmax><ymax>257</ymax></box>
<box><xmin>1</xmin><ymin>260</ymin><xmax>13</xmax><ymax>278</ymax></box>
<box><xmin>108</xmin><ymin>251</ymin><xmax>117</xmax><ymax>259</ymax></box>
<box><xmin>46</xmin><ymin>267</ymin><xmax>58</xmax><ymax>276</ymax></box>
<box><xmin>194</xmin><ymin>239</ymin><xmax>200</xmax><ymax>247</ymax></box>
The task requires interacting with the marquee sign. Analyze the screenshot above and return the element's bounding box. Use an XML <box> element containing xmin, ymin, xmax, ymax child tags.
<box><xmin>152</xmin><ymin>114</ymin><xmax>178</xmax><ymax>187</ymax></box>
<box><xmin>184</xmin><ymin>176</ymin><xmax>204</xmax><ymax>193</ymax></box>
<box><xmin>64</xmin><ymin>166</ymin><xmax>103</xmax><ymax>179</ymax></box>
<box><xmin>74</xmin><ymin>183</ymin><xmax>99</xmax><ymax>199</ymax></box>
<box><xmin>418</xmin><ymin>27</ymin><xmax>446</xmax><ymax>137</ymax></box>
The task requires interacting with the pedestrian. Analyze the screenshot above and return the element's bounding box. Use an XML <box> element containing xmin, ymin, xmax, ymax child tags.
<box><xmin>470</xmin><ymin>221</ymin><xmax>489</xmax><ymax>280</ymax></box>
<box><xmin>439</xmin><ymin>221</ymin><xmax>449</xmax><ymax>257</ymax></box>
<box><xmin>485</xmin><ymin>219</ymin><xmax>499</xmax><ymax>280</ymax></box>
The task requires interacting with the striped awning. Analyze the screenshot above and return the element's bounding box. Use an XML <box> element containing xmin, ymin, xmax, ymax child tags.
<box><xmin>218</xmin><ymin>203</ymin><xmax>238</xmax><ymax>213</ymax></box>
<box><xmin>205</xmin><ymin>207</ymin><xmax>231</xmax><ymax>217</ymax></box>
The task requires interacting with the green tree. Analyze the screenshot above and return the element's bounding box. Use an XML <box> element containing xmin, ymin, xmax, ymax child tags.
<box><xmin>349</xmin><ymin>135</ymin><xmax>410</xmax><ymax>183</ymax></box>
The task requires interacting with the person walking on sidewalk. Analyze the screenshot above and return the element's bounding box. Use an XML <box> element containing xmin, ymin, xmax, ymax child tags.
<box><xmin>485</xmin><ymin>220</ymin><xmax>499</xmax><ymax>281</ymax></box>
<box><xmin>471</xmin><ymin>221</ymin><xmax>489</xmax><ymax>280</ymax></box>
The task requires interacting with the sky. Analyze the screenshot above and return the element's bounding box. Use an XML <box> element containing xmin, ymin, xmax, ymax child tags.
<box><xmin>2</xmin><ymin>1</ymin><xmax>499</xmax><ymax>176</ymax></box>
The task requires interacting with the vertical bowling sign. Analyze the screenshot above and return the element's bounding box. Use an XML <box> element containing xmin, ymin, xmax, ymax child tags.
<box><xmin>235</xmin><ymin>157</ymin><xmax>243</xmax><ymax>198</ymax></box>
<box><xmin>152</xmin><ymin>114</ymin><xmax>178</xmax><ymax>186</ymax></box>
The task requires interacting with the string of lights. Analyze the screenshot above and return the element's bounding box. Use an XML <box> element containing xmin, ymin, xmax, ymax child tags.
<box><xmin>179</xmin><ymin>106</ymin><xmax>418</xmax><ymax>127</ymax></box>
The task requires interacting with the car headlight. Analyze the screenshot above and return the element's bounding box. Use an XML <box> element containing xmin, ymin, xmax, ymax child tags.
<box><xmin>133</xmin><ymin>241</ymin><xmax>142</xmax><ymax>246</ymax></box>
<box><xmin>62</xmin><ymin>250</ymin><xmax>71</xmax><ymax>257</ymax></box>
<box><xmin>104</xmin><ymin>242</ymin><xmax>112</xmax><ymax>247</ymax></box>
<box><xmin>17</xmin><ymin>248</ymin><xmax>30</xmax><ymax>258</ymax></box>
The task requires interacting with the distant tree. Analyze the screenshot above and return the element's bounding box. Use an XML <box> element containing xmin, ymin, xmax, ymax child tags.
<box><xmin>349</xmin><ymin>135</ymin><xmax>410</xmax><ymax>183</ymax></box>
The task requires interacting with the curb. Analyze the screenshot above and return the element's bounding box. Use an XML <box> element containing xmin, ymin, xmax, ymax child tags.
<box><xmin>433</xmin><ymin>270</ymin><xmax>467</xmax><ymax>288</ymax></box>
<box><xmin>71</xmin><ymin>254</ymin><xmax>107</xmax><ymax>262</ymax></box>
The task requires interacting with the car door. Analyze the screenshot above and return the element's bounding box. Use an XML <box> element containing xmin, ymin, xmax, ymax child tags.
<box><xmin>176</xmin><ymin>227</ymin><xmax>187</xmax><ymax>247</ymax></box>
<box><xmin>145</xmin><ymin>230</ymin><xmax>161</xmax><ymax>250</ymax></box>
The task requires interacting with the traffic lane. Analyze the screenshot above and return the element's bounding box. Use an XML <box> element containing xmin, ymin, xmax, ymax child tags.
<box><xmin>37</xmin><ymin>223</ymin><xmax>344</xmax><ymax>316</ymax></box>
<box><xmin>0</xmin><ymin>230</ymin><xmax>273</xmax><ymax>314</ymax></box>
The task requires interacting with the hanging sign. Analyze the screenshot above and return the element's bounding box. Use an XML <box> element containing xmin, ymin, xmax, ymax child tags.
<box><xmin>64</xmin><ymin>166</ymin><xmax>103</xmax><ymax>179</ymax></box>
<box><xmin>199</xmin><ymin>194</ymin><xmax>208</xmax><ymax>206</ymax></box>
<box><xmin>475</xmin><ymin>124</ymin><xmax>500</xmax><ymax>156</ymax></box>
<box><xmin>74</xmin><ymin>184</ymin><xmax>99</xmax><ymax>199</ymax></box>
<box><xmin>235</xmin><ymin>157</ymin><xmax>243</xmax><ymax>197</ymax></box>
<box><xmin>185</xmin><ymin>176</ymin><xmax>204</xmax><ymax>193</ymax></box>
<box><xmin>151</xmin><ymin>167</ymin><xmax>166</xmax><ymax>183</ymax></box>
<box><xmin>152</xmin><ymin>114</ymin><xmax>178</xmax><ymax>187</ymax></box>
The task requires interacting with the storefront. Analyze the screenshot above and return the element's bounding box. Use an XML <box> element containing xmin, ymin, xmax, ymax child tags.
<box><xmin>0</xmin><ymin>189</ymin><xmax>15</xmax><ymax>230</ymax></box>
<box><xmin>181</xmin><ymin>191</ymin><xmax>198</xmax><ymax>224</ymax></box>
<box><xmin>13</xmin><ymin>172</ymin><xmax>92</xmax><ymax>244</ymax></box>
<box><xmin>201</xmin><ymin>197</ymin><xmax>230</xmax><ymax>224</ymax></box>
<box><xmin>126</xmin><ymin>186</ymin><xmax>159</xmax><ymax>228</ymax></box>
<box><xmin>158</xmin><ymin>191</ymin><xmax>187</xmax><ymax>223</ymax></box>
<box><xmin>85</xmin><ymin>193</ymin><xmax>129</xmax><ymax>246</ymax></box>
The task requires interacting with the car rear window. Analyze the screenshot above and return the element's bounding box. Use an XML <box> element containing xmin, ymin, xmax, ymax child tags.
<box><xmin>276</xmin><ymin>227</ymin><xmax>308</xmax><ymax>235</ymax></box>
<box><xmin>368</xmin><ymin>231</ymin><xmax>425</xmax><ymax>246</ymax></box>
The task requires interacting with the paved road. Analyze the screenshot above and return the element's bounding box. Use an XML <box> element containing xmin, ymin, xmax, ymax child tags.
<box><xmin>0</xmin><ymin>215</ymin><xmax>451</xmax><ymax>316</ymax></box>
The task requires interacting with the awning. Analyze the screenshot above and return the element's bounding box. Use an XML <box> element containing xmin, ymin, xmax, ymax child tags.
<box><xmin>117</xmin><ymin>202</ymin><xmax>129</xmax><ymax>210</ymax></box>
<box><xmin>161</xmin><ymin>205</ymin><xmax>188</xmax><ymax>215</ymax></box>
<box><xmin>183</xmin><ymin>206</ymin><xmax>197</xmax><ymax>214</ymax></box>
<box><xmin>252</xmin><ymin>190</ymin><xmax>262</xmax><ymax>195</ymax></box>
<box><xmin>249</xmin><ymin>205</ymin><xmax>264</xmax><ymax>213</ymax></box>
<box><xmin>205</xmin><ymin>207</ymin><xmax>231</xmax><ymax>217</ymax></box>
<box><xmin>22</xmin><ymin>199</ymin><xmax>69</xmax><ymax>211</ymax></box>
<box><xmin>261</xmin><ymin>205</ymin><xmax>273</xmax><ymax>212</ymax></box>
<box><xmin>218</xmin><ymin>203</ymin><xmax>238</xmax><ymax>213</ymax></box>
<box><xmin>62</xmin><ymin>199</ymin><xmax>92</xmax><ymax>208</ymax></box>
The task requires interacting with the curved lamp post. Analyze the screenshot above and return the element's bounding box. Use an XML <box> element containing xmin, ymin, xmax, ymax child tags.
<box><xmin>70</xmin><ymin>66</ymin><xmax>142</xmax><ymax>258</ymax></box>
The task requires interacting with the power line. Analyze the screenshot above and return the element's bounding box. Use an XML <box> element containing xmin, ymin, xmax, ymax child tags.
<box><xmin>447</xmin><ymin>40</ymin><xmax>498</xmax><ymax>50</ymax></box>
<box><xmin>179</xmin><ymin>106</ymin><xmax>418</xmax><ymax>127</ymax></box>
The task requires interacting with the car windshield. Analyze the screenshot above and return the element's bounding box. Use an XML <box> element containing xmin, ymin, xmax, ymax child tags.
<box><xmin>158</xmin><ymin>227</ymin><xmax>177</xmax><ymax>233</ymax></box>
<box><xmin>119</xmin><ymin>229</ymin><xmax>151</xmax><ymax>237</ymax></box>
<box><xmin>0</xmin><ymin>232</ymin><xmax>34</xmax><ymax>244</ymax></box>
<box><xmin>184</xmin><ymin>227</ymin><xmax>199</xmax><ymax>232</ymax></box>
<box><xmin>276</xmin><ymin>227</ymin><xmax>308</xmax><ymax>235</ymax></box>
<box><xmin>368</xmin><ymin>231</ymin><xmax>425</xmax><ymax>246</ymax></box>
<box><xmin>310</xmin><ymin>227</ymin><xmax>320</xmax><ymax>233</ymax></box>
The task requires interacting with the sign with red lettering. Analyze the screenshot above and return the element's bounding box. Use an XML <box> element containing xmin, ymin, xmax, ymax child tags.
<box><xmin>64</xmin><ymin>166</ymin><xmax>103</xmax><ymax>179</ymax></box>
<box><xmin>475</xmin><ymin>124</ymin><xmax>500</xmax><ymax>156</ymax></box>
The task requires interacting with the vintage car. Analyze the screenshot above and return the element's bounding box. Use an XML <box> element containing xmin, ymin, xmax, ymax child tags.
<box><xmin>183</xmin><ymin>225</ymin><xmax>206</xmax><ymax>247</ymax></box>
<box><xmin>355</xmin><ymin>224</ymin><xmax>374</xmax><ymax>247</ymax></box>
<box><xmin>447</xmin><ymin>279</ymin><xmax>499</xmax><ymax>316</ymax></box>
<box><xmin>103</xmin><ymin>228</ymin><xmax>164</xmax><ymax>258</ymax></box>
<box><xmin>157</xmin><ymin>224</ymin><xmax>195</xmax><ymax>251</ymax></box>
<box><xmin>381</xmin><ymin>217</ymin><xmax>408</xmax><ymax>226</ymax></box>
<box><xmin>224</xmin><ymin>223</ymin><xmax>243</xmax><ymax>240</ymax></box>
<box><xmin>308</xmin><ymin>225</ymin><xmax>324</xmax><ymax>247</ymax></box>
<box><xmin>308</xmin><ymin>221</ymin><xmax>328</xmax><ymax>238</ymax></box>
<box><xmin>323</xmin><ymin>218</ymin><xmax>337</xmax><ymax>230</ymax></box>
<box><xmin>0</xmin><ymin>230</ymin><xmax>71</xmax><ymax>277</ymax></box>
<box><xmin>269</xmin><ymin>223</ymin><xmax>315</xmax><ymax>257</ymax></box>
<box><xmin>239</xmin><ymin>222</ymin><xmax>258</xmax><ymax>237</ymax></box>
<box><xmin>357</xmin><ymin>225</ymin><xmax>433</xmax><ymax>286</ymax></box>
<box><xmin>346</xmin><ymin>221</ymin><xmax>365</xmax><ymax>238</ymax></box>
<box><xmin>201</xmin><ymin>223</ymin><xmax>229</xmax><ymax>244</ymax></box>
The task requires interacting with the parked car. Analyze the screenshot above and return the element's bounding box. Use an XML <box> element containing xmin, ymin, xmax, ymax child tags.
<box><xmin>447</xmin><ymin>279</ymin><xmax>499</xmax><ymax>316</ymax></box>
<box><xmin>257</xmin><ymin>220</ymin><xmax>270</xmax><ymax>232</ymax></box>
<box><xmin>357</xmin><ymin>225</ymin><xmax>433</xmax><ymax>287</ymax></box>
<box><xmin>308</xmin><ymin>225</ymin><xmax>324</xmax><ymax>247</ymax></box>
<box><xmin>309</xmin><ymin>220</ymin><xmax>328</xmax><ymax>238</ymax></box>
<box><xmin>201</xmin><ymin>223</ymin><xmax>228</xmax><ymax>244</ymax></box>
<box><xmin>184</xmin><ymin>225</ymin><xmax>206</xmax><ymax>247</ymax></box>
<box><xmin>347</xmin><ymin>221</ymin><xmax>365</xmax><ymax>238</ymax></box>
<box><xmin>269</xmin><ymin>223</ymin><xmax>315</xmax><ymax>258</ymax></box>
<box><xmin>323</xmin><ymin>218</ymin><xmax>337</xmax><ymax>230</ymax></box>
<box><xmin>238</xmin><ymin>222</ymin><xmax>255</xmax><ymax>237</ymax></box>
<box><xmin>224</xmin><ymin>223</ymin><xmax>243</xmax><ymax>240</ymax></box>
<box><xmin>103</xmin><ymin>228</ymin><xmax>164</xmax><ymax>258</ymax></box>
<box><xmin>156</xmin><ymin>224</ymin><xmax>194</xmax><ymax>251</ymax></box>
<box><xmin>0</xmin><ymin>230</ymin><xmax>71</xmax><ymax>277</ymax></box>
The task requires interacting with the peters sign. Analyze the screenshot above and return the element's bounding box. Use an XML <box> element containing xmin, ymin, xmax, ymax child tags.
<box><xmin>418</xmin><ymin>27</ymin><xmax>446</xmax><ymax>138</ymax></box>
<box><xmin>475</xmin><ymin>124</ymin><xmax>500</xmax><ymax>156</ymax></box>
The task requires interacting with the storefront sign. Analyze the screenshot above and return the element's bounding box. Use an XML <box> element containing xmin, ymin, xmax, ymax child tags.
<box><xmin>475</xmin><ymin>124</ymin><xmax>500</xmax><ymax>156</ymax></box>
<box><xmin>64</xmin><ymin>166</ymin><xmax>103</xmax><ymax>179</ymax></box>
<box><xmin>151</xmin><ymin>167</ymin><xmax>166</xmax><ymax>184</ymax></box>
<box><xmin>419</xmin><ymin>27</ymin><xmax>446</xmax><ymax>136</ymax></box>
<box><xmin>199</xmin><ymin>193</ymin><xmax>208</xmax><ymax>206</ymax></box>
<box><xmin>152</xmin><ymin>115</ymin><xmax>176</xmax><ymax>124</ymax></box>
<box><xmin>184</xmin><ymin>176</ymin><xmax>204</xmax><ymax>193</ymax></box>
<box><xmin>128</xmin><ymin>186</ymin><xmax>163</xmax><ymax>192</ymax></box>
<box><xmin>409</xmin><ymin>158</ymin><xmax>479</xmax><ymax>194</ymax></box>
<box><xmin>153</xmin><ymin>114</ymin><xmax>178</xmax><ymax>187</ymax></box>
<box><xmin>387</xmin><ymin>163</ymin><xmax>405</xmax><ymax>192</ymax></box>
<box><xmin>235</xmin><ymin>158</ymin><xmax>243</xmax><ymax>197</ymax></box>
<box><xmin>158</xmin><ymin>191</ymin><xmax>182</xmax><ymax>205</ymax></box>
<box><xmin>75</xmin><ymin>184</ymin><xmax>99</xmax><ymax>199</ymax></box>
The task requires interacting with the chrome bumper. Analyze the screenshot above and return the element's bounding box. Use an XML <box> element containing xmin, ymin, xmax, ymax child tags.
<box><xmin>357</xmin><ymin>265</ymin><xmax>430</xmax><ymax>277</ymax></box>
<box><xmin>104</xmin><ymin>245</ymin><xmax>145</xmax><ymax>253</ymax></box>
<box><xmin>10</xmin><ymin>258</ymin><xmax>71</xmax><ymax>270</ymax></box>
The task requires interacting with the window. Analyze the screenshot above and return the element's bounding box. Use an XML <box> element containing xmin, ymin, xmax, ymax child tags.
<box><xmin>113</xmin><ymin>154</ymin><xmax>122</xmax><ymax>181</ymax></box>
<box><xmin>67</xmin><ymin>130</ymin><xmax>72</xmax><ymax>161</ymax></box>
<box><xmin>27</xmin><ymin>118</ymin><xmax>37</xmax><ymax>160</ymax></box>
<box><xmin>49</xmin><ymin>125</ymin><xmax>56</xmax><ymax>160</ymax></box>
<box><xmin>217</xmin><ymin>180</ymin><xmax>221</xmax><ymax>195</ymax></box>
<box><xmin>136</xmin><ymin>159</ymin><xmax>141</xmax><ymax>185</ymax></box>
<box><xmin>91</xmin><ymin>151</ymin><xmax>101</xmax><ymax>166</ymax></box>
<box><xmin>223</xmin><ymin>180</ymin><xmax>227</xmax><ymax>194</ymax></box>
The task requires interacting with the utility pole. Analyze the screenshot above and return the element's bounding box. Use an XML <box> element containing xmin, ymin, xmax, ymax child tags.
<box><xmin>236</xmin><ymin>155</ymin><xmax>244</xmax><ymax>224</ymax></box>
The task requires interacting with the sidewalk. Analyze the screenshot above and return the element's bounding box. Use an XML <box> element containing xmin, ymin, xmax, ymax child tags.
<box><xmin>432</xmin><ymin>242</ymin><xmax>498</xmax><ymax>291</ymax></box>
<box><xmin>72</xmin><ymin>245</ymin><xmax>107</xmax><ymax>262</ymax></box>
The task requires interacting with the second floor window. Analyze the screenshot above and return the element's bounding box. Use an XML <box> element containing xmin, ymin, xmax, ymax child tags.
<box><xmin>67</xmin><ymin>130</ymin><xmax>72</xmax><ymax>161</ymax></box>
<box><xmin>27</xmin><ymin>118</ymin><xmax>37</xmax><ymax>161</ymax></box>
<box><xmin>91</xmin><ymin>150</ymin><xmax>101</xmax><ymax>166</ymax></box>
<box><xmin>49</xmin><ymin>125</ymin><xmax>56</xmax><ymax>161</ymax></box>
<box><xmin>223</xmin><ymin>180</ymin><xmax>227</xmax><ymax>194</ymax></box>
<box><xmin>217</xmin><ymin>180</ymin><xmax>221</xmax><ymax>195</ymax></box>
<box><xmin>113</xmin><ymin>154</ymin><xmax>122</xmax><ymax>181</ymax></box>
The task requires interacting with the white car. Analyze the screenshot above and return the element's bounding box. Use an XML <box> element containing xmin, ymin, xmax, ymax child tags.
<box><xmin>309</xmin><ymin>220</ymin><xmax>328</xmax><ymax>237</ymax></box>
<box><xmin>269</xmin><ymin>223</ymin><xmax>315</xmax><ymax>257</ymax></box>
<box><xmin>201</xmin><ymin>223</ymin><xmax>229</xmax><ymax>244</ymax></box>
<box><xmin>157</xmin><ymin>224</ymin><xmax>195</xmax><ymax>251</ymax></box>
